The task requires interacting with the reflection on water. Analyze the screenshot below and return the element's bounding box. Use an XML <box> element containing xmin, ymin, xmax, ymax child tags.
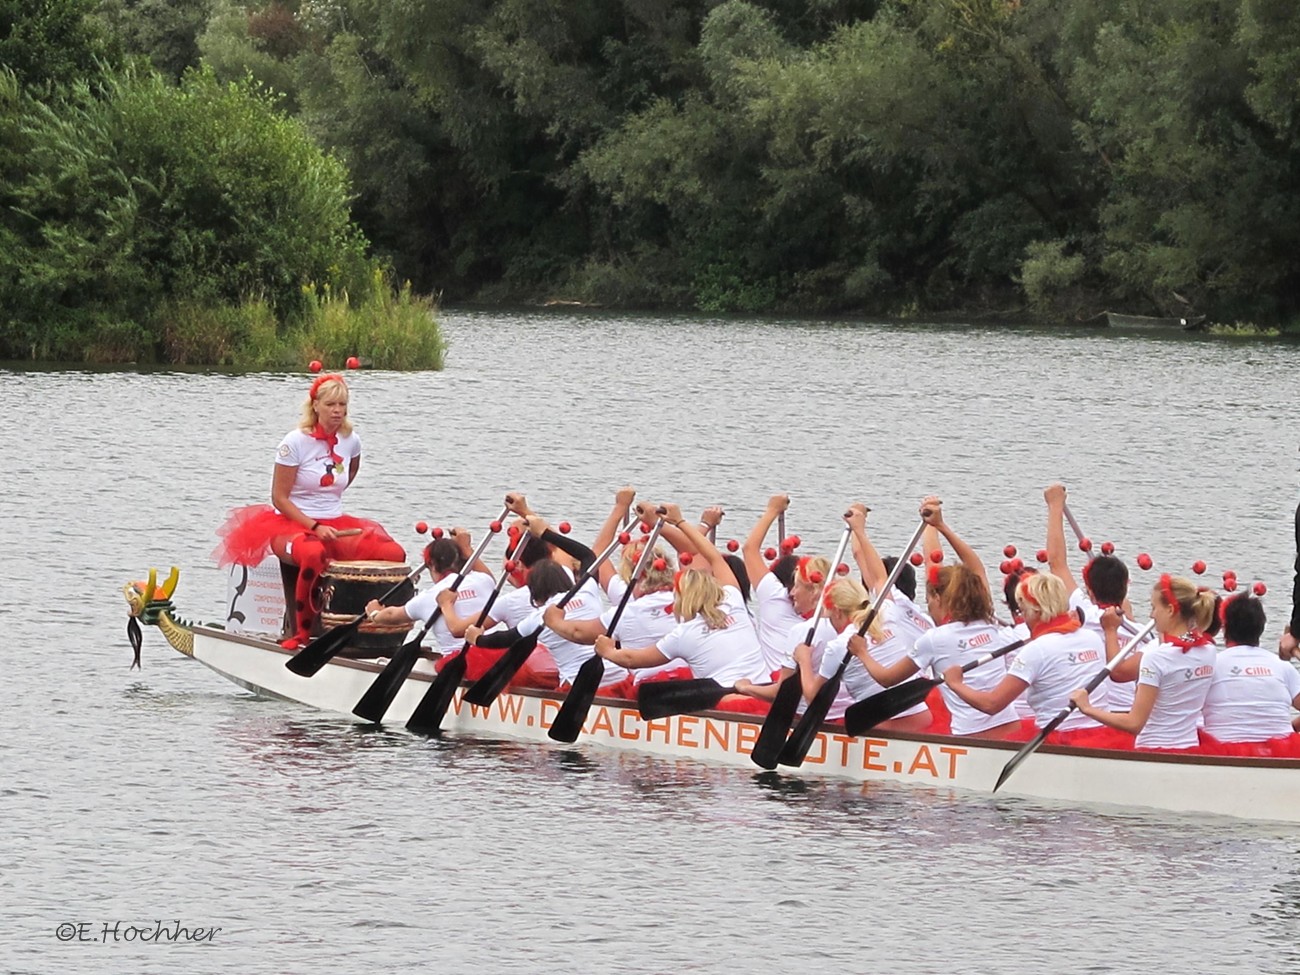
<box><xmin>6</xmin><ymin>311</ymin><xmax>1300</xmax><ymax>974</ymax></box>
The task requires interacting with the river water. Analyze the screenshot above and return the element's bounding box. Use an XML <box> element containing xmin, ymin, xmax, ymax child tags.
<box><xmin>4</xmin><ymin>310</ymin><xmax>1300</xmax><ymax>974</ymax></box>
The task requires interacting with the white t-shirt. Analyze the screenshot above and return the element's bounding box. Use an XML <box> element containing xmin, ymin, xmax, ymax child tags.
<box><xmin>1202</xmin><ymin>645</ymin><xmax>1300</xmax><ymax>742</ymax></box>
<box><xmin>1002</xmin><ymin>621</ymin><xmax>1034</xmax><ymax>719</ymax></box>
<box><xmin>602</xmin><ymin>579</ymin><xmax>684</xmax><ymax>682</ymax></box>
<box><xmin>909</xmin><ymin>620</ymin><xmax>1021</xmax><ymax>735</ymax></box>
<box><xmin>490</xmin><ymin>584</ymin><xmax>535</xmax><ymax>630</ymax></box>
<box><xmin>402</xmin><ymin>570</ymin><xmax>495</xmax><ymax>655</ymax></box>
<box><xmin>1069</xmin><ymin>587</ymin><xmax>1152</xmax><ymax>711</ymax></box>
<box><xmin>274</xmin><ymin>428</ymin><xmax>359</xmax><ymax>519</ymax></box>
<box><xmin>753</xmin><ymin>573</ymin><xmax>802</xmax><ymax>674</ymax></box>
<box><xmin>774</xmin><ymin>618</ymin><xmax>854</xmax><ymax>719</ymax></box>
<box><xmin>818</xmin><ymin>608</ymin><xmax>927</xmax><ymax>719</ymax></box>
<box><xmin>1134</xmin><ymin>640</ymin><xmax>1217</xmax><ymax>749</ymax></box>
<box><xmin>657</xmin><ymin>586</ymin><xmax>769</xmax><ymax>686</ymax></box>
<box><xmin>519</xmin><ymin>578</ymin><xmax>626</xmax><ymax>687</ymax></box>
<box><xmin>1006</xmin><ymin>628</ymin><xmax>1107</xmax><ymax>731</ymax></box>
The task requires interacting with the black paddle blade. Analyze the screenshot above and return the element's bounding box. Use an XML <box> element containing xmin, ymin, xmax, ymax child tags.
<box><xmin>993</xmin><ymin>711</ymin><xmax>1067</xmax><ymax>792</ymax></box>
<box><xmin>405</xmin><ymin>650</ymin><xmax>468</xmax><ymax>734</ymax></box>
<box><xmin>547</xmin><ymin>656</ymin><xmax>605</xmax><ymax>743</ymax></box>
<box><xmin>352</xmin><ymin>640</ymin><xmax>424</xmax><ymax>723</ymax></box>
<box><xmin>462</xmin><ymin>632</ymin><xmax>538</xmax><ymax>707</ymax></box>
<box><xmin>636</xmin><ymin>678</ymin><xmax>731</xmax><ymax>720</ymax></box>
<box><xmin>842</xmin><ymin>677</ymin><xmax>938</xmax><ymax>736</ymax></box>
<box><xmin>778</xmin><ymin>674</ymin><xmax>842</xmax><ymax>767</ymax></box>
<box><xmin>285</xmin><ymin>617</ymin><xmax>362</xmax><ymax>677</ymax></box>
<box><xmin>750</xmin><ymin>670</ymin><xmax>804</xmax><ymax>770</ymax></box>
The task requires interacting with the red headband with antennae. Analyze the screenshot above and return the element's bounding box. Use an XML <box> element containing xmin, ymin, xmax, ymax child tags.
<box><xmin>309</xmin><ymin>373</ymin><xmax>346</xmax><ymax>400</ymax></box>
<box><xmin>1158</xmin><ymin>573</ymin><xmax>1180</xmax><ymax>614</ymax></box>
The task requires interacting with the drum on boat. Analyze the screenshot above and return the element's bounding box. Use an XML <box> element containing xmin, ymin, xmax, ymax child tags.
<box><xmin>312</xmin><ymin>560</ymin><xmax>415</xmax><ymax>656</ymax></box>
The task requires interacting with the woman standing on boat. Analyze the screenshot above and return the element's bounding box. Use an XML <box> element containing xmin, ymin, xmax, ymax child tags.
<box><xmin>1198</xmin><ymin>593</ymin><xmax>1300</xmax><ymax>757</ymax></box>
<box><xmin>214</xmin><ymin>373</ymin><xmax>405</xmax><ymax>648</ymax></box>
<box><xmin>1070</xmin><ymin>574</ymin><xmax>1219</xmax><ymax>753</ymax></box>
<box><xmin>943</xmin><ymin>572</ymin><xmax>1130</xmax><ymax>747</ymax></box>
<box><xmin>593</xmin><ymin>502</ymin><xmax>770</xmax><ymax>713</ymax></box>
<box><xmin>852</xmin><ymin>497</ymin><xmax>1022</xmax><ymax>739</ymax></box>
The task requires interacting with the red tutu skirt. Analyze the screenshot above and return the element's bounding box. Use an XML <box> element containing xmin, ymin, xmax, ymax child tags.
<box><xmin>713</xmin><ymin>695</ymin><xmax>771</xmax><ymax>716</ymax></box>
<box><xmin>213</xmin><ymin>504</ymin><xmax>402</xmax><ymax>566</ymax></box>
<box><xmin>923</xmin><ymin>686</ymin><xmax>952</xmax><ymax>735</ymax></box>
<box><xmin>1046</xmin><ymin>724</ymin><xmax>1135</xmax><ymax>750</ymax></box>
<box><xmin>634</xmin><ymin>667</ymin><xmax>695</xmax><ymax>686</ymax></box>
<box><xmin>557</xmin><ymin>673</ymin><xmax>636</xmax><ymax>701</ymax></box>
<box><xmin>433</xmin><ymin>645</ymin><xmax>560</xmax><ymax>691</ymax></box>
<box><xmin>1197</xmin><ymin>730</ymin><xmax>1300</xmax><ymax>758</ymax></box>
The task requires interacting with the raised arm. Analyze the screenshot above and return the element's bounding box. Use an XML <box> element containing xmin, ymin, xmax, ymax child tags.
<box><xmin>920</xmin><ymin>496</ymin><xmax>987</xmax><ymax>585</ymax></box>
<box><xmin>593</xmin><ymin>486</ymin><xmax>636</xmax><ymax>589</ymax></box>
<box><xmin>742</xmin><ymin>494</ymin><xmax>789</xmax><ymax>583</ymax></box>
<box><xmin>846</xmin><ymin>504</ymin><xmax>888</xmax><ymax>595</ymax></box>
<box><xmin>650</xmin><ymin>501</ymin><xmax>737</xmax><ymax>589</ymax></box>
<box><xmin>1043</xmin><ymin>483</ymin><xmax>1079</xmax><ymax>593</ymax></box>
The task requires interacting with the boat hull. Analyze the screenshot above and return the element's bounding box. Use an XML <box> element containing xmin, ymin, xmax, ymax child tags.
<box><xmin>189</xmin><ymin>625</ymin><xmax>1300</xmax><ymax>824</ymax></box>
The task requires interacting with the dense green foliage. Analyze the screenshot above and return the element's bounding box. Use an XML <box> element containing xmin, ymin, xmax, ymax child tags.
<box><xmin>4</xmin><ymin>0</ymin><xmax>1300</xmax><ymax>342</ymax></box>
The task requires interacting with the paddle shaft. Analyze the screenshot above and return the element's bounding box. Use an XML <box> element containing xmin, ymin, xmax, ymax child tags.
<box><xmin>1062</xmin><ymin>503</ymin><xmax>1093</xmax><ymax>562</ymax></box>
<box><xmin>993</xmin><ymin>618</ymin><xmax>1157</xmax><ymax>792</ymax></box>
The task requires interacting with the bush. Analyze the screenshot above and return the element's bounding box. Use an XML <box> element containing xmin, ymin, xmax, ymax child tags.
<box><xmin>1018</xmin><ymin>239</ymin><xmax>1086</xmax><ymax>312</ymax></box>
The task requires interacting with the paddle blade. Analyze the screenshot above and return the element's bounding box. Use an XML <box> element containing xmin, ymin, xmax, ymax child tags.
<box><xmin>285</xmin><ymin>618</ymin><xmax>362</xmax><ymax>677</ymax></box>
<box><xmin>993</xmin><ymin>709</ymin><xmax>1069</xmax><ymax>792</ymax></box>
<box><xmin>547</xmin><ymin>656</ymin><xmax>605</xmax><ymax>743</ymax></box>
<box><xmin>842</xmin><ymin>678</ymin><xmax>938</xmax><ymax>737</ymax></box>
<box><xmin>636</xmin><ymin>678</ymin><xmax>731</xmax><ymax>720</ymax></box>
<box><xmin>777</xmin><ymin>674</ymin><xmax>841</xmax><ymax>767</ymax></box>
<box><xmin>352</xmin><ymin>640</ymin><xmax>424</xmax><ymax>723</ymax></box>
<box><xmin>750</xmin><ymin>670</ymin><xmax>803</xmax><ymax>770</ymax></box>
<box><xmin>405</xmin><ymin>650</ymin><xmax>467</xmax><ymax>734</ymax></box>
<box><xmin>463</xmin><ymin>633</ymin><xmax>538</xmax><ymax>707</ymax></box>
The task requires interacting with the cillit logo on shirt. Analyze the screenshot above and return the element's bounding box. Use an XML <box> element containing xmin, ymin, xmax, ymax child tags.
<box><xmin>1067</xmin><ymin>650</ymin><xmax>1101</xmax><ymax>664</ymax></box>
<box><xmin>1243</xmin><ymin>666</ymin><xmax>1273</xmax><ymax>677</ymax></box>
<box><xmin>961</xmin><ymin>632</ymin><xmax>993</xmax><ymax>650</ymax></box>
<box><xmin>1182</xmin><ymin>665</ymin><xmax>1214</xmax><ymax>680</ymax></box>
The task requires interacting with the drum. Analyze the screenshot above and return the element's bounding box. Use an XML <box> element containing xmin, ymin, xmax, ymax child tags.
<box><xmin>312</xmin><ymin>560</ymin><xmax>416</xmax><ymax>657</ymax></box>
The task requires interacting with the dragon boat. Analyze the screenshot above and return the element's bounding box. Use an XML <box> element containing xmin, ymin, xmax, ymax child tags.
<box><xmin>125</xmin><ymin>568</ymin><xmax>1300</xmax><ymax>825</ymax></box>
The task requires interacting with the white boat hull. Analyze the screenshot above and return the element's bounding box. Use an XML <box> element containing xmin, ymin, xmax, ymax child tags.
<box><xmin>190</xmin><ymin>625</ymin><xmax>1300</xmax><ymax>824</ymax></box>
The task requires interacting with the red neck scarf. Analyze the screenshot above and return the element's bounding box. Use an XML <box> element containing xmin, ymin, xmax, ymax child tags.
<box><xmin>1164</xmin><ymin>630</ymin><xmax>1214</xmax><ymax>653</ymax></box>
<box><xmin>311</xmin><ymin>424</ymin><xmax>342</xmax><ymax>486</ymax></box>
<box><xmin>1030</xmin><ymin>613</ymin><xmax>1083</xmax><ymax>640</ymax></box>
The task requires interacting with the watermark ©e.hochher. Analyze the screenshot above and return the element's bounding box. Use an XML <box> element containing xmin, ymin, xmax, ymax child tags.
<box><xmin>55</xmin><ymin>920</ymin><xmax>222</xmax><ymax>944</ymax></box>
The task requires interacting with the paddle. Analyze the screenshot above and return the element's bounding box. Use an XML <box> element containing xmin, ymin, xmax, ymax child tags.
<box><xmin>749</xmin><ymin>524</ymin><xmax>856</xmax><ymax>769</ymax></box>
<box><xmin>637</xmin><ymin>677</ymin><xmax>737</xmax><ymax>720</ymax></box>
<box><xmin>547</xmin><ymin>517</ymin><xmax>667</xmax><ymax>742</ymax></box>
<box><xmin>992</xmin><ymin>618</ymin><xmax>1157</xmax><ymax>792</ymax></box>
<box><xmin>842</xmin><ymin>636</ymin><xmax>1028</xmax><ymax>736</ymax></box>
<box><xmin>462</xmin><ymin>526</ymin><xmax>628</xmax><ymax>708</ymax></box>
<box><xmin>285</xmin><ymin>564</ymin><xmax>424</xmax><ymax>677</ymax></box>
<box><xmin>404</xmin><ymin>532</ymin><xmax>533</xmax><ymax>734</ymax></box>
<box><xmin>1062</xmin><ymin>502</ymin><xmax>1094</xmax><ymax>560</ymax></box>
<box><xmin>350</xmin><ymin>508</ymin><xmax>509</xmax><ymax>723</ymax></box>
<box><xmin>773</xmin><ymin>519</ymin><xmax>927</xmax><ymax>768</ymax></box>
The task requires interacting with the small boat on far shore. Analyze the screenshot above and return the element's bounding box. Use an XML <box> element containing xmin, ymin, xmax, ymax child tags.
<box><xmin>1104</xmin><ymin>310</ymin><xmax>1206</xmax><ymax>330</ymax></box>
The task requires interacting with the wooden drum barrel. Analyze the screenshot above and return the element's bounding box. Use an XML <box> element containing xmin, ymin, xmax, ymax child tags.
<box><xmin>311</xmin><ymin>560</ymin><xmax>415</xmax><ymax>657</ymax></box>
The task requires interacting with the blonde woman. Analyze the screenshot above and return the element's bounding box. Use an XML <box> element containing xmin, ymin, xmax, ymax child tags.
<box><xmin>214</xmin><ymin>373</ymin><xmax>404</xmax><ymax>648</ymax></box>
<box><xmin>805</xmin><ymin>576</ymin><xmax>932</xmax><ymax>732</ymax></box>
<box><xmin>944</xmin><ymin>572</ymin><xmax>1131</xmax><ymax>747</ymax></box>
<box><xmin>594</xmin><ymin>502</ymin><xmax>769</xmax><ymax>713</ymax></box>
<box><xmin>1071</xmin><ymin>574</ymin><xmax>1219</xmax><ymax>753</ymax></box>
